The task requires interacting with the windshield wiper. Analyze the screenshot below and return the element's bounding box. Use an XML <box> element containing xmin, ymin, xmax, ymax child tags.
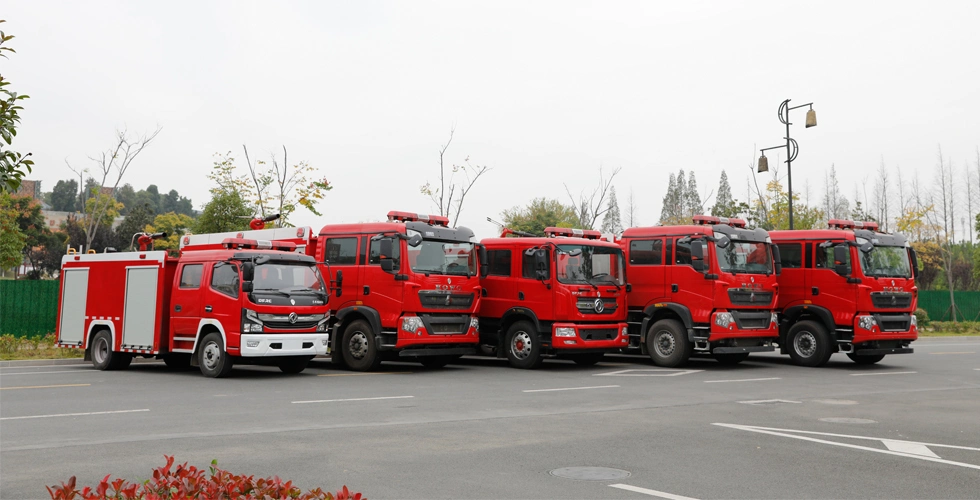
<box><xmin>253</xmin><ymin>288</ymin><xmax>289</xmax><ymax>296</ymax></box>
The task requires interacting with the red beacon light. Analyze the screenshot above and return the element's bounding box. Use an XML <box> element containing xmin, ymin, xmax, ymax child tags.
<box><xmin>544</xmin><ymin>227</ymin><xmax>602</xmax><ymax>240</ymax></box>
<box><xmin>693</xmin><ymin>215</ymin><xmax>746</xmax><ymax>228</ymax></box>
<box><xmin>387</xmin><ymin>211</ymin><xmax>450</xmax><ymax>227</ymax></box>
<box><xmin>220</xmin><ymin>238</ymin><xmax>297</xmax><ymax>252</ymax></box>
<box><xmin>828</xmin><ymin>219</ymin><xmax>856</xmax><ymax>230</ymax></box>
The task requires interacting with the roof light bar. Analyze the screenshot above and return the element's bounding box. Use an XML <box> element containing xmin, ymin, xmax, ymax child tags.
<box><xmin>386</xmin><ymin>211</ymin><xmax>450</xmax><ymax>227</ymax></box>
<box><xmin>692</xmin><ymin>215</ymin><xmax>746</xmax><ymax>228</ymax></box>
<box><xmin>828</xmin><ymin>219</ymin><xmax>880</xmax><ymax>231</ymax></box>
<box><xmin>544</xmin><ymin>227</ymin><xmax>602</xmax><ymax>240</ymax></box>
<box><xmin>219</xmin><ymin>238</ymin><xmax>297</xmax><ymax>251</ymax></box>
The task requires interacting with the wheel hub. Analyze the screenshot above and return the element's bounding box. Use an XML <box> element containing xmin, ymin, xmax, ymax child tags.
<box><xmin>348</xmin><ymin>331</ymin><xmax>368</xmax><ymax>360</ymax></box>
<box><xmin>794</xmin><ymin>331</ymin><xmax>817</xmax><ymax>358</ymax></box>
<box><xmin>94</xmin><ymin>338</ymin><xmax>108</xmax><ymax>364</ymax></box>
<box><xmin>511</xmin><ymin>331</ymin><xmax>532</xmax><ymax>359</ymax></box>
<box><xmin>203</xmin><ymin>342</ymin><xmax>221</xmax><ymax>370</ymax></box>
<box><xmin>654</xmin><ymin>331</ymin><xmax>675</xmax><ymax>357</ymax></box>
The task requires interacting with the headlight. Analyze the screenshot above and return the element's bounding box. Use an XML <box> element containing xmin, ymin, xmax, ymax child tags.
<box><xmin>715</xmin><ymin>312</ymin><xmax>734</xmax><ymax>328</ymax></box>
<box><xmin>242</xmin><ymin>309</ymin><xmax>263</xmax><ymax>333</ymax></box>
<box><xmin>771</xmin><ymin>313</ymin><xmax>778</xmax><ymax>325</ymax></box>
<box><xmin>621</xmin><ymin>326</ymin><xmax>628</xmax><ymax>337</ymax></box>
<box><xmin>470</xmin><ymin>317</ymin><xmax>480</xmax><ymax>332</ymax></box>
<box><xmin>402</xmin><ymin>316</ymin><xmax>424</xmax><ymax>333</ymax></box>
<box><xmin>555</xmin><ymin>327</ymin><xmax>576</xmax><ymax>338</ymax></box>
<box><xmin>858</xmin><ymin>315</ymin><xmax>877</xmax><ymax>330</ymax></box>
<box><xmin>910</xmin><ymin>315</ymin><xmax>917</xmax><ymax>327</ymax></box>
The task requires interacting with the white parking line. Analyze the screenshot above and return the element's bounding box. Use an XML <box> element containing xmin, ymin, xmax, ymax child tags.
<box><xmin>0</xmin><ymin>409</ymin><xmax>149</xmax><ymax>421</ymax></box>
<box><xmin>850</xmin><ymin>371</ymin><xmax>917</xmax><ymax>377</ymax></box>
<box><xmin>292</xmin><ymin>396</ymin><xmax>414</xmax><ymax>404</ymax></box>
<box><xmin>523</xmin><ymin>385</ymin><xmax>620</xmax><ymax>393</ymax></box>
<box><xmin>608</xmin><ymin>484</ymin><xmax>699</xmax><ymax>499</ymax></box>
<box><xmin>704</xmin><ymin>377</ymin><xmax>780</xmax><ymax>383</ymax></box>
<box><xmin>0</xmin><ymin>370</ymin><xmax>97</xmax><ymax>376</ymax></box>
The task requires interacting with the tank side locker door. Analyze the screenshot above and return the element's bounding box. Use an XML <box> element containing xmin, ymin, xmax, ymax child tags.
<box><xmin>122</xmin><ymin>266</ymin><xmax>162</xmax><ymax>351</ymax></box>
<box><xmin>58</xmin><ymin>268</ymin><xmax>90</xmax><ymax>347</ymax></box>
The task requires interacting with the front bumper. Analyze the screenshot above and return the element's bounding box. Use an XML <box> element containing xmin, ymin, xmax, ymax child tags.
<box><xmin>239</xmin><ymin>333</ymin><xmax>329</xmax><ymax>357</ymax></box>
<box><xmin>708</xmin><ymin>311</ymin><xmax>779</xmax><ymax>342</ymax></box>
<box><xmin>393</xmin><ymin>314</ymin><xmax>480</xmax><ymax>349</ymax></box>
<box><xmin>852</xmin><ymin>314</ymin><xmax>918</xmax><ymax>345</ymax></box>
<box><xmin>551</xmin><ymin>322</ymin><xmax>629</xmax><ymax>350</ymax></box>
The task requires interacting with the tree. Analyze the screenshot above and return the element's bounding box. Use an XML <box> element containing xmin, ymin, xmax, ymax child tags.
<box><xmin>626</xmin><ymin>188</ymin><xmax>638</xmax><ymax>228</ymax></box>
<box><xmin>7</xmin><ymin>193</ymin><xmax>50</xmax><ymax>279</ymax></box>
<box><xmin>872</xmin><ymin>157</ymin><xmax>890</xmax><ymax>232</ymax></box>
<box><xmin>912</xmin><ymin>241</ymin><xmax>941</xmax><ymax>290</ymax></box>
<box><xmin>564</xmin><ymin>166</ymin><xmax>621</xmax><ymax>230</ymax></box>
<box><xmin>711</xmin><ymin>170</ymin><xmax>744</xmax><ymax>218</ymax></box>
<box><xmin>50</xmin><ymin>179</ymin><xmax>78</xmax><ymax>212</ymax></box>
<box><xmin>145</xmin><ymin>212</ymin><xmax>194</xmax><ymax>256</ymax></box>
<box><xmin>35</xmin><ymin>230</ymin><xmax>68</xmax><ymax>277</ymax></box>
<box><xmin>113</xmin><ymin>203</ymin><xmax>155</xmax><ymax>250</ymax></box>
<box><xmin>685</xmin><ymin>172</ymin><xmax>703</xmax><ymax>217</ymax></box>
<box><xmin>0</xmin><ymin>20</ymin><xmax>34</xmax><ymax>193</ymax></box>
<box><xmin>501</xmin><ymin>198</ymin><xmax>580</xmax><ymax>236</ymax></box>
<box><xmin>85</xmin><ymin>192</ymin><xmax>123</xmax><ymax>229</ymax></box>
<box><xmin>823</xmin><ymin>164</ymin><xmax>849</xmax><ymax>221</ymax></box>
<box><xmin>133</xmin><ymin>187</ymin><xmax>159</xmax><ymax>214</ymax></box>
<box><xmin>194</xmin><ymin>190</ymin><xmax>252</xmax><ymax>234</ymax></box>
<box><xmin>659</xmin><ymin>173</ymin><xmax>679</xmax><ymax>224</ymax></box>
<box><xmin>114</xmin><ymin>183</ymin><xmax>136</xmax><ymax>215</ymax></box>
<box><xmin>600</xmin><ymin>186</ymin><xmax>624</xmax><ymax>235</ymax></box>
<box><xmin>160</xmin><ymin>189</ymin><xmax>180</xmax><ymax>214</ymax></box>
<box><xmin>929</xmin><ymin>146</ymin><xmax>962</xmax><ymax>320</ymax></box>
<box><xmin>67</xmin><ymin>128</ymin><xmax>161</xmax><ymax>249</ymax></box>
<box><xmin>420</xmin><ymin>128</ymin><xmax>489</xmax><ymax>227</ymax></box>
<box><xmin>749</xmin><ymin>179</ymin><xmax>823</xmax><ymax>230</ymax></box>
<box><xmin>0</xmin><ymin>192</ymin><xmax>26</xmax><ymax>271</ymax></box>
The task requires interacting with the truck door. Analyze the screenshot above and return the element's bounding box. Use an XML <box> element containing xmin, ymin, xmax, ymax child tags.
<box><xmin>481</xmin><ymin>247</ymin><xmax>516</xmax><ymax>319</ymax></box>
<box><xmin>775</xmin><ymin>242</ymin><xmax>806</xmax><ymax>307</ymax></box>
<box><xmin>170</xmin><ymin>263</ymin><xmax>204</xmax><ymax>337</ymax></box>
<box><xmin>206</xmin><ymin>261</ymin><xmax>242</xmax><ymax>349</ymax></box>
<box><xmin>364</xmin><ymin>234</ymin><xmax>405</xmax><ymax>327</ymax></box>
<box><xmin>626</xmin><ymin>238</ymin><xmax>668</xmax><ymax>305</ymax></box>
<box><xmin>321</xmin><ymin>235</ymin><xmax>361</xmax><ymax>310</ymax></box>
<box><xmin>812</xmin><ymin>241</ymin><xmax>858</xmax><ymax>327</ymax></box>
<box><xmin>518</xmin><ymin>247</ymin><xmax>554</xmax><ymax>323</ymax></box>
<box><xmin>671</xmin><ymin>237</ymin><xmax>712</xmax><ymax>321</ymax></box>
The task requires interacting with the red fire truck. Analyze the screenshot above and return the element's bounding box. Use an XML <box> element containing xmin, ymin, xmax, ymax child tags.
<box><xmin>478</xmin><ymin>227</ymin><xmax>629</xmax><ymax>369</ymax></box>
<box><xmin>56</xmin><ymin>232</ymin><xmax>331</xmax><ymax>377</ymax></box>
<box><xmin>770</xmin><ymin>219</ymin><xmax>919</xmax><ymax>366</ymax></box>
<box><xmin>619</xmin><ymin>216</ymin><xmax>780</xmax><ymax>367</ymax></box>
<box><xmin>204</xmin><ymin>212</ymin><xmax>483</xmax><ymax>371</ymax></box>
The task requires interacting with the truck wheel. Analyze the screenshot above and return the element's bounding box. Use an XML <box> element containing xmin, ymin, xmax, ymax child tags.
<box><xmin>847</xmin><ymin>353</ymin><xmax>886</xmax><ymax>365</ymax></box>
<box><xmin>787</xmin><ymin>321</ymin><xmax>833</xmax><ymax>367</ymax></box>
<box><xmin>569</xmin><ymin>353</ymin><xmax>604</xmax><ymax>366</ymax></box>
<box><xmin>279</xmin><ymin>356</ymin><xmax>314</xmax><ymax>374</ymax></box>
<box><xmin>506</xmin><ymin>321</ymin><xmax>543</xmax><ymax>369</ymax></box>
<box><xmin>342</xmin><ymin>320</ymin><xmax>382</xmax><ymax>372</ymax></box>
<box><xmin>646</xmin><ymin>319</ymin><xmax>691</xmax><ymax>367</ymax></box>
<box><xmin>713</xmin><ymin>352</ymin><xmax>750</xmax><ymax>365</ymax></box>
<box><xmin>90</xmin><ymin>330</ymin><xmax>131</xmax><ymax>370</ymax></box>
<box><xmin>163</xmin><ymin>353</ymin><xmax>192</xmax><ymax>370</ymax></box>
<box><xmin>198</xmin><ymin>332</ymin><xmax>234</xmax><ymax>378</ymax></box>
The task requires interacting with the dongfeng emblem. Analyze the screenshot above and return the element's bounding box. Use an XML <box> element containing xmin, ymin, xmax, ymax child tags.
<box><xmin>288</xmin><ymin>312</ymin><xmax>298</xmax><ymax>324</ymax></box>
<box><xmin>594</xmin><ymin>298</ymin><xmax>605</xmax><ymax>313</ymax></box>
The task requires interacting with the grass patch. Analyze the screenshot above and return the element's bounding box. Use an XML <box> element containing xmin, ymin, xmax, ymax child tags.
<box><xmin>0</xmin><ymin>333</ymin><xmax>84</xmax><ymax>361</ymax></box>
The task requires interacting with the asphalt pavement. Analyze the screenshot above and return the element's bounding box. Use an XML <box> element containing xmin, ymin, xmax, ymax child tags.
<box><xmin>2</xmin><ymin>338</ymin><xmax>979</xmax><ymax>499</ymax></box>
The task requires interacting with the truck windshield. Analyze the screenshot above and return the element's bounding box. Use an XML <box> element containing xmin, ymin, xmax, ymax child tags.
<box><xmin>859</xmin><ymin>245</ymin><xmax>911</xmax><ymax>278</ymax></box>
<box><xmin>408</xmin><ymin>240</ymin><xmax>477</xmax><ymax>276</ymax></box>
<box><xmin>253</xmin><ymin>263</ymin><xmax>326</xmax><ymax>294</ymax></box>
<box><xmin>556</xmin><ymin>244</ymin><xmax>625</xmax><ymax>286</ymax></box>
<box><xmin>715</xmin><ymin>240</ymin><xmax>772</xmax><ymax>275</ymax></box>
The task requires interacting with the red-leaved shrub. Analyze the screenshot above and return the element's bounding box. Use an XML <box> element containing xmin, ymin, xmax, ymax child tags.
<box><xmin>46</xmin><ymin>455</ymin><xmax>363</xmax><ymax>500</ymax></box>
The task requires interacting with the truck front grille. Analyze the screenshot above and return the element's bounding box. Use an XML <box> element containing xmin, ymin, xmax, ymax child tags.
<box><xmin>576</xmin><ymin>298</ymin><xmax>619</xmax><ymax>315</ymax></box>
<box><xmin>418</xmin><ymin>291</ymin><xmax>475</xmax><ymax>310</ymax></box>
<box><xmin>870</xmin><ymin>292</ymin><xmax>913</xmax><ymax>309</ymax></box>
<box><xmin>873</xmin><ymin>313</ymin><xmax>912</xmax><ymax>332</ymax></box>
<box><xmin>728</xmin><ymin>289</ymin><xmax>773</xmax><ymax>306</ymax></box>
<box><xmin>731</xmin><ymin>310</ymin><xmax>772</xmax><ymax>330</ymax></box>
<box><xmin>420</xmin><ymin>314</ymin><xmax>470</xmax><ymax>335</ymax></box>
<box><xmin>581</xmin><ymin>328</ymin><xmax>618</xmax><ymax>341</ymax></box>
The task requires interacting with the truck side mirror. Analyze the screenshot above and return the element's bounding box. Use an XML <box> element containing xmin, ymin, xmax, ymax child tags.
<box><xmin>379</xmin><ymin>238</ymin><xmax>395</xmax><ymax>273</ymax></box>
<box><xmin>242</xmin><ymin>261</ymin><xmax>255</xmax><ymax>282</ymax></box>
<box><xmin>478</xmin><ymin>245</ymin><xmax>489</xmax><ymax>278</ymax></box>
<box><xmin>833</xmin><ymin>245</ymin><xmax>849</xmax><ymax>277</ymax></box>
<box><xmin>333</xmin><ymin>269</ymin><xmax>344</xmax><ymax>297</ymax></box>
<box><xmin>534</xmin><ymin>249</ymin><xmax>550</xmax><ymax>281</ymax></box>
<box><xmin>910</xmin><ymin>247</ymin><xmax>919</xmax><ymax>278</ymax></box>
<box><xmin>772</xmin><ymin>245</ymin><xmax>782</xmax><ymax>276</ymax></box>
<box><xmin>691</xmin><ymin>240</ymin><xmax>705</xmax><ymax>273</ymax></box>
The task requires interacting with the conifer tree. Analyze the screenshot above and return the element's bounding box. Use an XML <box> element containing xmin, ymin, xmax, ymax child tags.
<box><xmin>601</xmin><ymin>186</ymin><xmax>624</xmax><ymax>234</ymax></box>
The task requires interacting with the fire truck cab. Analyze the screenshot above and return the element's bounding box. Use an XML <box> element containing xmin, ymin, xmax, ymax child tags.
<box><xmin>479</xmin><ymin>227</ymin><xmax>629</xmax><ymax>369</ymax></box>
<box><xmin>771</xmin><ymin>219</ymin><xmax>919</xmax><ymax>366</ymax></box>
<box><xmin>56</xmin><ymin>234</ymin><xmax>331</xmax><ymax>377</ymax></box>
<box><xmin>619</xmin><ymin>216</ymin><xmax>780</xmax><ymax>367</ymax></box>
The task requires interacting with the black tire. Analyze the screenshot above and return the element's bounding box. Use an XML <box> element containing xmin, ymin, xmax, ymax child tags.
<box><xmin>198</xmin><ymin>332</ymin><xmax>234</xmax><ymax>378</ymax></box>
<box><xmin>279</xmin><ymin>356</ymin><xmax>313</xmax><ymax>374</ymax></box>
<box><xmin>505</xmin><ymin>321</ymin><xmax>543</xmax><ymax>369</ymax></box>
<box><xmin>342</xmin><ymin>320</ymin><xmax>382</xmax><ymax>372</ymax></box>
<box><xmin>645</xmin><ymin>319</ymin><xmax>691</xmax><ymax>367</ymax></box>
<box><xmin>163</xmin><ymin>353</ymin><xmax>192</xmax><ymax>370</ymax></box>
<box><xmin>847</xmin><ymin>353</ymin><xmax>886</xmax><ymax>365</ymax></box>
<box><xmin>419</xmin><ymin>355</ymin><xmax>459</xmax><ymax>369</ymax></box>
<box><xmin>90</xmin><ymin>330</ymin><xmax>131</xmax><ymax>371</ymax></box>
<box><xmin>787</xmin><ymin>320</ymin><xmax>834</xmax><ymax>367</ymax></box>
<box><xmin>713</xmin><ymin>353</ymin><xmax>750</xmax><ymax>365</ymax></box>
<box><xmin>569</xmin><ymin>353</ymin><xmax>604</xmax><ymax>366</ymax></box>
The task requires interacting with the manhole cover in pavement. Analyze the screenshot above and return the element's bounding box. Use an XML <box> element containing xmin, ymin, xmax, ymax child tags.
<box><xmin>820</xmin><ymin>417</ymin><xmax>877</xmax><ymax>424</ymax></box>
<box><xmin>549</xmin><ymin>467</ymin><xmax>631</xmax><ymax>481</ymax></box>
<box><xmin>812</xmin><ymin>399</ymin><xmax>859</xmax><ymax>405</ymax></box>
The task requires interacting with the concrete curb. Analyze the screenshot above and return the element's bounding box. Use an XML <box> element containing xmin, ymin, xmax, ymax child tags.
<box><xmin>0</xmin><ymin>357</ymin><xmax>162</xmax><ymax>368</ymax></box>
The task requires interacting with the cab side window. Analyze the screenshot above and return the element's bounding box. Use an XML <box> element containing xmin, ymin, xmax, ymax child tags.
<box><xmin>524</xmin><ymin>249</ymin><xmax>551</xmax><ymax>279</ymax></box>
<box><xmin>210</xmin><ymin>262</ymin><xmax>240</xmax><ymax>298</ymax></box>
<box><xmin>179</xmin><ymin>264</ymin><xmax>203</xmax><ymax>288</ymax></box>
<box><xmin>776</xmin><ymin>243</ymin><xmax>802</xmax><ymax>269</ymax></box>
<box><xmin>815</xmin><ymin>243</ymin><xmax>851</xmax><ymax>274</ymax></box>
<box><xmin>630</xmin><ymin>239</ymin><xmax>662</xmax><ymax>265</ymax></box>
<box><xmin>325</xmin><ymin>237</ymin><xmax>358</xmax><ymax>265</ymax></box>
<box><xmin>368</xmin><ymin>237</ymin><xmax>400</xmax><ymax>267</ymax></box>
<box><xmin>675</xmin><ymin>239</ymin><xmax>706</xmax><ymax>267</ymax></box>
<box><xmin>487</xmin><ymin>250</ymin><xmax>511</xmax><ymax>276</ymax></box>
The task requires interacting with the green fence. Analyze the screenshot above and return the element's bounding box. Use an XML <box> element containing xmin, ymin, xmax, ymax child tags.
<box><xmin>917</xmin><ymin>291</ymin><xmax>980</xmax><ymax>322</ymax></box>
<box><xmin>0</xmin><ymin>280</ymin><xmax>60</xmax><ymax>337</ymax></box>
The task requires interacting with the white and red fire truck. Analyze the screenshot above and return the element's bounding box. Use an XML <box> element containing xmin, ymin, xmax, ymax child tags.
<box><xmin>55</xmin><ymin>230</ymin><xmax>331</xmax><ymax>377</ymax></box>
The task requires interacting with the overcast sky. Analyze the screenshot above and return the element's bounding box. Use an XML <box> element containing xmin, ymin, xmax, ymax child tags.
<box><xmin>5</xmin><ymin>1</ymin><xmax>979</xmax><ymax>239</ymax></box>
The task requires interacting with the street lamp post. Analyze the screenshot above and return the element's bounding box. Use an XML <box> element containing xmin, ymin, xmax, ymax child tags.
<box><xmin>757</xmin><ymin>99</ymin><xmax>817</xmax><ymax>230</ymax></box>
